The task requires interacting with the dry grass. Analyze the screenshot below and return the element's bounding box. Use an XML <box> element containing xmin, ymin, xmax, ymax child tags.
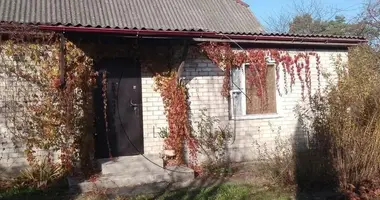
<box><xmin>254</xmin><ymin>45</ymin><xmax>380</xmax><ymax>193</ymax></box>
<box><xmin>301</xmin><ymin>45</ymin><xmax>380</xmax><ymax>189</ymax></box>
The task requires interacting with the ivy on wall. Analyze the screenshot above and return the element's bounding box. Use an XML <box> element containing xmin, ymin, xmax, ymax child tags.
<box><xmin>0</xmin><ymin>26</ymin><xmax>324</xmax><ymax>178</ymax></box>
<box><xmin>154</xmin><ymin>72</ymin><xmax>198</xmax><ymax>166</ymax></box>
<box><xmin>0</xmin><ymin>26</ymin><xmax>96</xmax><ymax>176</ymax></box>
<box><xmin>200</xmin><ymin>42</ymin><xmax>321</xmax><ymax>100</ymax></box>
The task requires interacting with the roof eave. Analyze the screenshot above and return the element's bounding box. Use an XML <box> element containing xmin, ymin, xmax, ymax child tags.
<box><xmin>38</xmin><ymin>25</ymin><xmax>367</xmax><ymax>46</ymax></box>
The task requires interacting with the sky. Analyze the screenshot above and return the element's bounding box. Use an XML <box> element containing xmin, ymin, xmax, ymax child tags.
<box><xmin>246</xmin><ymin>0</ymin><xmax>365</xmax><ymax>29</ymax></box>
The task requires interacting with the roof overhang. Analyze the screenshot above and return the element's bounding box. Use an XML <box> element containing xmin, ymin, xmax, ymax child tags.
<box><xmin>38</xmin><ymin>25</ymin><xmax>367</xmax><ymax>47</ymax></box>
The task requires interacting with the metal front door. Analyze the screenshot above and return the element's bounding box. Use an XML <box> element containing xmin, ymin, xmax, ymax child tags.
<box><xmin>94</xmin><ymin>58</ymin><xmax>143</xmax><ymax>158</ymax></box>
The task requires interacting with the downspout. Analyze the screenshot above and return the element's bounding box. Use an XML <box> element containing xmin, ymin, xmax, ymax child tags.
<box><xmin>59</xmin><ymin>32</ymin><xmax>66</xmax><ymax>88</ymax></box>
<box><xmin>176</xmin><ymin>40</ymin><xmax>189</xmax><ymax>84</ymax></box>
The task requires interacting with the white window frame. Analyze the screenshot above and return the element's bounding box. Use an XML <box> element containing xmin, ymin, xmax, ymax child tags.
<box><xmin>230</xmin><ymin>60</ymin><xmax>282</xmax><ymax>120</ymax></box>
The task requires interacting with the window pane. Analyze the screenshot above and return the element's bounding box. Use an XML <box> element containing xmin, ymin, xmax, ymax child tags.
<box><xmin>231</xmin><ymin>91</ymin><xmax>243</xmax><ymax>116</ymax></box>
<box><xmin>231</xmin><ymin>68</ymin><xmax>242</xmax><ymax>90</ymax></box>
<box><xmin>245</xmin><ymin>65</ymin><xmax>276</xmax><ymax>114</ymax></box>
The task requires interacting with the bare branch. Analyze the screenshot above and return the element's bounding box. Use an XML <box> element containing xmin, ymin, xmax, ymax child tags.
<box><xmin>264</xmin><ymin>0</ymin><xmax>360</xmax><ymax>34</ymax></box>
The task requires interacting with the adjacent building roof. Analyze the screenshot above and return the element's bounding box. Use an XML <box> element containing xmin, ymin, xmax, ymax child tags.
<box><xmin>252</xmin><ymin>32</ymin><xmax>365</xmax><ymax>39</ymax></box>
<box><xmin>0</xmin><ymin>0</ymin><xmax>264</xmax><ymax>34</ymax></box>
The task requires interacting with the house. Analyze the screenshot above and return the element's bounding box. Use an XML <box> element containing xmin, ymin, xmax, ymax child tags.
<box><xmin>0</xmin><ymin>0</ymin><xmax>365</xmax><ymax>191</ymax></box>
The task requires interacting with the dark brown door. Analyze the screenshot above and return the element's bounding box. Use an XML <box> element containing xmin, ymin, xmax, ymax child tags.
<box><xmin>94</xmin><ymin>58</ymin><xmax>143</xmax><ymax>158</ymax></box>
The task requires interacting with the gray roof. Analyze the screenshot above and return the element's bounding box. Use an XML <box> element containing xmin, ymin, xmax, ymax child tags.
<box><xmin>251</xmin><ymin>33</ymin><xmax>366</xmax><ymax>39</ymax></box>
<box><xmin>0</xmin><ymin>0</ymin><xmax>264</xmax><ymax>34</ymax></box>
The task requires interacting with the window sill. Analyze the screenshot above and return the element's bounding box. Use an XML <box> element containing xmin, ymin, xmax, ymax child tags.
<box><xmin>231</xmin><ymin>113</ymin><xmax>283</xmax><ymax>120</ymax></box>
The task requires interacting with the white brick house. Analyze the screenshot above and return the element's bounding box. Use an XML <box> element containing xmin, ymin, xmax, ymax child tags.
<box><xmin>141</xmin><ymin>49</ymin><xmax>349</xmax><ymax>162</ymax></box>
<box><xmin>0</xmin><ymin>0</ymin><xmax>365</xmax><ymax>186</ymax></box>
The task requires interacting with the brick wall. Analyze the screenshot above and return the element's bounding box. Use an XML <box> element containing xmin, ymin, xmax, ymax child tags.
<box><xmin>141</xmin><ymin>49</ymin><xmax>347</xmax><ymax>163</ymax></box>
<box><xmin>0</xmin><ymin>46</ymin><xmax>347</xmax><ymax>177</ymax></box>
<box><xmin>0</xmin><ymin>51</ymin><xmax>58</xmax><ymax>178</ymax></box>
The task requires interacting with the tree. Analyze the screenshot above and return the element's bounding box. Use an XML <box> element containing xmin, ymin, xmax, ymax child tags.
<box><xmin>265</xmin><ymin>0</ymin><xmax>379</xmax><ymax>46</ymax></box>
<box><xmin>361</xmin><ymin>0</ymin><xmax>380</xmax><ymax>47</ymax></box>
<box><xmin>289</xmin><ymin>15</ymin><xmax>369</xmax><ymax>37</ymax></box>
<box><xmin>288</xmin><ymin>14</ymin><xmax>325</xmax><ymax>34</ymax></box>
<box><xmin>264</xmin><ymin>0</ymin><xmax>341</xmax><ymax>33</ymax></box>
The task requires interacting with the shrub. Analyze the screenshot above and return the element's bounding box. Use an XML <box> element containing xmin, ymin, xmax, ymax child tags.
<box><xmin>15</xmin><ymin>158</ymin><xmax>64</xmax><ymax>188</ymax></box>
<box><xmin>254</xmin><ymin>46</ymin><xmax>380</xmax><ymax>191</ymax></box>
<box><xmin>195</xmin><ymin>109</ymin><xmax>232</xmax><ymax>176</ymax></box>
<box><xmin>253</xmin><ymin>124</ymin><xmax>296</xmax><ymax>187</ymax></box>
<box><xmin>299</xmin><ymin>45</ymin><xmax>380</xmax><ymax>190</ymax></box>
<box><xmin>253</xmin><ymin>123</ymin><xmax>337</xmax><ymax>191</ymax></box>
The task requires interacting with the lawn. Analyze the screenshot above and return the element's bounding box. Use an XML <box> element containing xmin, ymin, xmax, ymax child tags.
<box><xmin>0</xmin><ymin>186</ymin><xmax>70</xmax><ymax>200</ymax></box>
<box><xmin>0</xmin><ymin>162</ymin><xmax>294</xmax><ymax>200</ymax></box>
<box><xmin>76</xmin><ymin>183</ymin><xmax>293</xmax><ymax>200</ymax></box>
<box><xmin>146</xmin><ymin>183</ymin><xmax>293</xmax><ymax>200</ymax></box>
<box><xmin>0</xmin><ymin>183</ymin><xmax>292</xmax><ymax>200</ymax></box>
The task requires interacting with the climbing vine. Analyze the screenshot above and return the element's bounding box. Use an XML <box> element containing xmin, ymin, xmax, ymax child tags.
<box><xmin>0</xmin><ymin>25</ymin><xmax>323</xmax><ymax>178</ymax></box>
<box><xmin>0</xmin><ymin>24</ymin><xmax>96</xmax><ymax>176</ymax></box>
<box><xmin>150</xmin><ymin>42</ymin><xmax>322</xmax><ymax>170</ymax></box>
<box><xmin>101</xmin><ymin>71</ymin><xmax>112</xmax><ymax>159</ymax></box>
<box><xmin>153</xmin><ymin>72</ymin><xmax>198</xmax><ymax>167</ymax></box>
<box><xmin>199</xmin><ymin>42</ymin><xmax>321</xmax><ymax>100</ymax></box>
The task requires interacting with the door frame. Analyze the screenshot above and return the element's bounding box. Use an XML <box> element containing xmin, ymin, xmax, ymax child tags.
<box><xmin>93</xmin><ymin>58</ymin><xmax>144</xmax><ymax>158</ymax></box>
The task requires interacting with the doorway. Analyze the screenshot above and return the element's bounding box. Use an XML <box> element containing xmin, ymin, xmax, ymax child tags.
<box><xmin>94</xmin><ymin>58</ymin><xmax>144</xmax><ymax>158</ymax></box>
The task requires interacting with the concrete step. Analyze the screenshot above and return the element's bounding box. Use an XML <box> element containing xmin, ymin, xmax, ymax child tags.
<box><xmin>98</xmin><ymin>154</ymin><xmax>164</xmax><ymax>175</ymax></box>
<box><xmin>68</xmin><ymin>165</ymin><xmax>195</xmax><ymax>193</ymax></box>
<box><xmin>70</xmin><ymin>173</ymin><xmax>167</xmax><ymax>192</ymax></box>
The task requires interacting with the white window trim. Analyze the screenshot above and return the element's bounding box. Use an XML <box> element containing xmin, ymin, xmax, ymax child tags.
<box><xmin>230</xmin><ymin>60</ymin><xmax>282</xmax><ymax>120</ymax></box>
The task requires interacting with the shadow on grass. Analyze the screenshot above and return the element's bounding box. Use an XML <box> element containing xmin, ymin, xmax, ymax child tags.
<box><xmin>0</xmin><ymin>177</ymin><xmax>72</xmax><ymax>200</ymax></box>
<box><xmin>294</xmin><ymin>112</ymin><xmax>342</xmax><ymax>200</ymax></box>
<box><xmin>131</xmin><ymin>183</ymin><xmax>292</xmax><ymax>200</ymax></box>
<box><xmin>156</xmin><ymin>183</ymin><xmax>251</xmax><ymax>200</ymax></box>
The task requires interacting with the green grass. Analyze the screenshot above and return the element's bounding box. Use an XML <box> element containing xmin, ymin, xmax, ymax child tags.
<box><xmin>0</xmin><ymin>186</ymin><xmax>69</xmax><ymax>200</ymax></box>
<box><xmin>0</xmin><ymin>183</ymin><xmax>292</xmax><ymax>200</ymax></box>
<box><xmin>128</xmin><ymin>183</ymin><xmax>293</xmax><ymax>200</ymax></box>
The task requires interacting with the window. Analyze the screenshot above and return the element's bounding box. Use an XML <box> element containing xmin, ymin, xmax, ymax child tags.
<box><xmin>230</xmin><ymin>63</ymin><xmax>278</xmax><ymax>119</ymax></box>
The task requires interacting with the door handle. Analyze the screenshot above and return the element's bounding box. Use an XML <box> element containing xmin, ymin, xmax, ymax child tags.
<box><xmin>129</xmin><ymin>99</ymin><xmax>141</xmax><ymax>107</ymax></box>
